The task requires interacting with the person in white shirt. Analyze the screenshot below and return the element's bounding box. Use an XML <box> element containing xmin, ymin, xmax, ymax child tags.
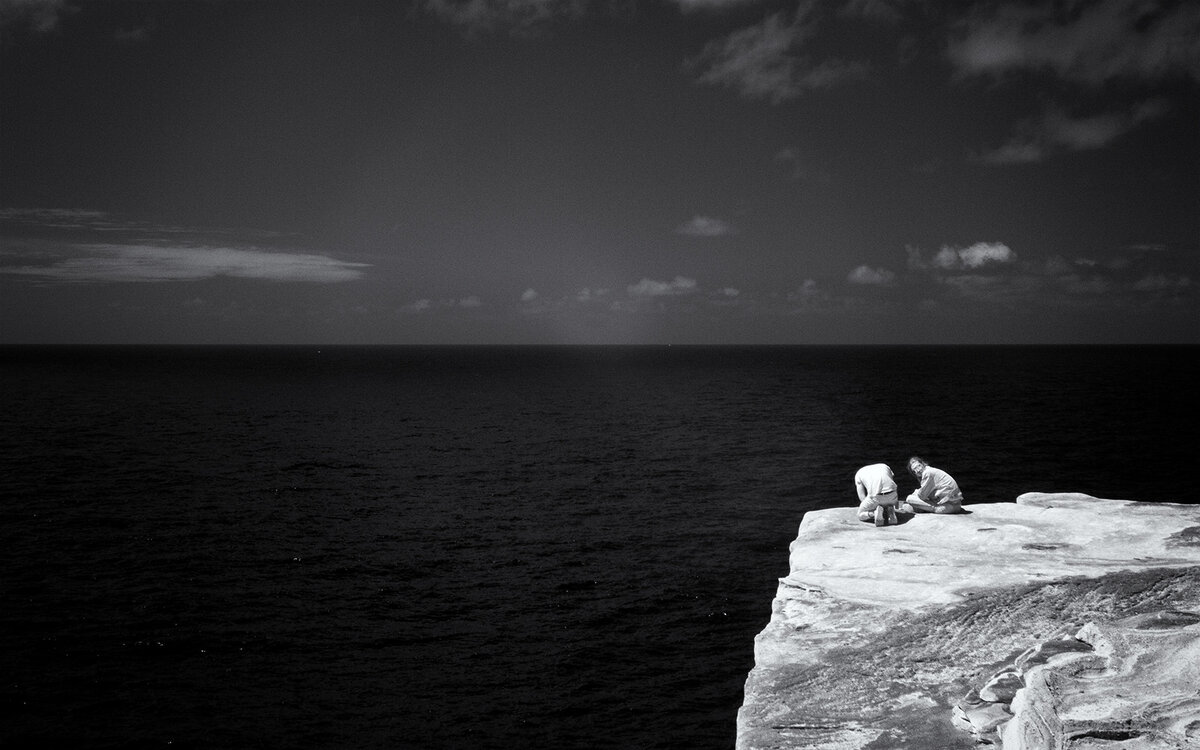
<box><xmin>854</xmin><ymin>463</ymin><xmax>899</xmax><ymax>526</ymax></box>
<box><xmin>901</xmin><ymin>456</ymin><xmax>964</xmax><ymax>514</ymax></box>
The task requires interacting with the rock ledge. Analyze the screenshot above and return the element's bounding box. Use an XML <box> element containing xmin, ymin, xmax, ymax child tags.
<box><xmin>736</xmin><ymin>493</ymin><xmax>1200</xmax><ymax>750</ymax></box>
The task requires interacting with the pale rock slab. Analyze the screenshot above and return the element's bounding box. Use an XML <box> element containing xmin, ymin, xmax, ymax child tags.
<box><xmin>736</xmin><ymin>493</ymin><xmax>1200</xmax><ymax>750</ymax></box>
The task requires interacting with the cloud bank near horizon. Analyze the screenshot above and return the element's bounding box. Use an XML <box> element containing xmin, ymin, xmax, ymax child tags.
<box><xmin>1</xmin><ymin>243</ymin><xmax>369</xmax><ymax>283</ymax></box>
<box><xmin>0</xmin><ymin>211</ymin><xmax>368</xmax><ymax>284</ymax></box>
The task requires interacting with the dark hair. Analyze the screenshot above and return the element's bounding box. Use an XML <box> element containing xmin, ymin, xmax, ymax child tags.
<box><xmin>907</xmin><ymin>456</ymin><xmax>925</xmax><ymax>477</ymax></box>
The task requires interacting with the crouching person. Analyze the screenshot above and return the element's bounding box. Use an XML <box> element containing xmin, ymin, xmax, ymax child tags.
<box><xmin>854</xmin><ymin>463</ymin><xmax>899</xmax><ymax>526</ymax></box>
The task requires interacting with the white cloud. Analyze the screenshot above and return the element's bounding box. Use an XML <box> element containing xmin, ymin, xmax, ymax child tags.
<box><xmin>959</xmin><ymin>242</ymin><xmax>1016</xmax><ymax>268</ymax></box>
<box><xmin>981</xmin><ymin>101</ymin><xmax>1170</xmax><ymax>164</ymax></box>
<box><xmin>459</xmin><ymin>295</ymin><xmax>483</xmax><ymax>307</ymax></box>
<box><xmin>521</xmin><ymin>288</ymin><xmax>539</xmax><ymax>302</ymax></box>
<box><xmin>948</xmin><ymin>0</ymin><xmax>1200</xmax><ymax>86</ymax></box>
<box><xmin>716</xmin><ymin>287</ymin><xmax>739</xmax><ymax>297</ymax></box>
<box><xmin>847</xmin><ymin>265</ymin><xmax>895</xmax><ymax>285</ymax></box>
<box><xmin>676</xmin><ymin>215</ymin><xmax>737</xmax><ymax>237</ymax></box>
<box><xmin>689</xmin><ymin>6</ymin><xmax>868</xmax><ymax>103</ymax></box>
<box><xmin>930</xmin><ymin>242</ymin><xmax>1016</xmax><ymax>270</ymax></box>
<box><xmin>0</xmin><ymin>244</ymin><xmax>368</xmax><ymax>283</ymax></box>
<box><xmin>627</xmin><ymin>276</ymin><xmax>698</xmax><ymax>297</ymax></box>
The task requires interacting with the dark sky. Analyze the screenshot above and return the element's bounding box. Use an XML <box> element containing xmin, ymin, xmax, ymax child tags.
<box><xmin>2</xmin><ymin>0</ymin><xmax>1198</xmax><ymax>344</ymax></box>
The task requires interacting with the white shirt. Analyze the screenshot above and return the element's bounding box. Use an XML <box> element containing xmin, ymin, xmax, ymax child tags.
<box><xmin>915</xmin><ymin>466</ymin><xmax>963</xmax><ymax>505</ymax></box>
<box><xmin>855</xmin><ymin>463</ymin><xmax>897</xmax><ymax>501</ymax></box>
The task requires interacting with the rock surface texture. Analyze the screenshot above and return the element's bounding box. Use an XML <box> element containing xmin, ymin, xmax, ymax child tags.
<box><xmin>736</xmin><ymin>493</ymin><xmax>1200</xmax><ymax>750</ymax></box>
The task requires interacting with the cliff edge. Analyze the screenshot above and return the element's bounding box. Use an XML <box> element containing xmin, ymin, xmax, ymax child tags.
<box><xmin>736</xmin><ymin>493</ymin><xmax>1200</xmax><ymax>749</ymax></box>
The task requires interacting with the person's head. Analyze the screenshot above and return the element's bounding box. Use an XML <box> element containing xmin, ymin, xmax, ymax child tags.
<box><xmin>907</xmin><ymin>456</ymin><xmax>927</xmax><ymax>477</ymax></box>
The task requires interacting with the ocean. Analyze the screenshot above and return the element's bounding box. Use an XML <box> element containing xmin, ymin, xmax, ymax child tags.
<box><xmin>2</xmin><ymin>345</ymin><xmax>1195</xmax><ymax>749</ymax></box>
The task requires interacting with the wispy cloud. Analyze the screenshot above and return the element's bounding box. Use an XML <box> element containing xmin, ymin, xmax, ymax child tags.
<box><xmin>401</xmin><ymin>296</ymin><xmax>485</xmax><ymax>313</ymax></box>
<box><xmin>1133</xmin><ymin>273</ymin><xmax>1192</xmax><ymax>292</ymax></box>
<box><xmin>1</xmin><ymin>209</ymin><xmax>367</xmax><ymax>284</ymax></box>
<box><xmin>627</xmin><ymin>276</ymin><xmax>698</xmax><ymax>297</ymax></box>
<box><xmin>0</xmin><ymin>0</ymin><xmax>71</xmax><ymax>33</ymax></box>
<box><xmin>576</xmin><ymin>287</ymin><xmax>611</xmax><ymax>303</ymax></box>
<box><xmin>689</xmin><ymin>5</ymin><xmax>868</xmax><ymax>103</ymax></box>
<box><xmin>0</xmin><ymin>207</ymin><xmax>109</xmax><ymax>228</ymax></box>
<box><xmin>948</xmin><ymin>0</ymin><xmax>1200</xmax><ymax>86</ymax></box>
<box><xmin>113</xmin><ymin>22</ymin><xmax>153</xmax><ymax>44</ymax></box>
<box><xmin>847</xmin><ymin>265</ymin><xmax>895</xmax><ymax>285</ymax></box>
<box><xmin>0</xmin><ymin>244</ymin><xmax>369</xmax><ymax>283</ymax></box>
<box><xmin>676</xmin><ymin>215</ymin><xmax>737</xmax><ymax>237</ymax></box>
<box><xmin>979</xmin><ymin>101</ymin><xmax>1170</xmax><ymax>164</ymax></box>
<box><xmin>903</xmin><ymin>239</ymin><xmax>1196</xmax><ymax>312</ymax></box>
<box><xmin>420</xmin><ymin>0</ymin><xmax>588</xmax><ymax>35</ymax></box>
<box><xmin>669</xmin><ymin>0</ymin><xmax>762</xmax><ymax>13</ymax></box>
<box><xmin>838</xmin><ymin>0</ymin><xmax>905</xmax><ymax>24</ymax></box>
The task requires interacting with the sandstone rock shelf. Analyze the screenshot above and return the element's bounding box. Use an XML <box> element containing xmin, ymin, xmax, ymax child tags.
<box><xmin>736</xmin><ymin>493</ymin><xmax>1200</xmax><ymax>750</ymax></box>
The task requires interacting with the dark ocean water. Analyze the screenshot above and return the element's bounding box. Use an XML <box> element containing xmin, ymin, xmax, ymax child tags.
<box><xmin>1</xmin><ymin>345</ymin><xmax>1196</xmax><ymax>750</ymax></box>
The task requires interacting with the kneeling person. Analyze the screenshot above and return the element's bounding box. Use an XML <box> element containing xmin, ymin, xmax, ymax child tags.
<box><xmin>854</xmin><ymin>463</ymin><xmax>899</xmax><ymax>526</ymax></box>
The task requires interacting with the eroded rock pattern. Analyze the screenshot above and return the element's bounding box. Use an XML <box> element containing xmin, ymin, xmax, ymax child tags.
<box><xmin>736</xmin><ymin>494</ymin><xmax>1200</xmax><ymax>750</ymax></box>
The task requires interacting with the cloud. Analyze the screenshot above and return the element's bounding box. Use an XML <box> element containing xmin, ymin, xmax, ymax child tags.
<box><xmin>401</xmin><ymin>296</ymin><xmax>486</xmax><ymax>313</ymax></box>
<box><xmin>0</xmin><ymin>207</ymin><xmax>109</xmax><ymax>228</ymax></box>
<box><xmin>113</xmin><ymin>23</ymin><xmax>153</xmax><ymax>44</ymax></box>
<box><xmin>906</xmin><ymin>242</ymin><xmax>1018</xmax><ymax>272</ymax></box>
<box><xmin>420</xmin><ymin>0</ymin><xmax>588</xmax><ymax>35</ymax></box>
<box><xmin>689</xmin><ymin>6</ymin><xmax>869</xmax><ymax>103</ymax></box>
<box><xmin>930</xmin><ymin>242</ymin><xmax>1017</xmax><ymax>270</ymax></box>
<box><xmin>1055</xmin><ymin>274</ymin><xmax>1112</xmax><ymax>295</ymax></box>
<box><xmin>521</xmin><ymin>288</ymin><xmax>539</xmax><ymax>302</ymax></box>
<box><xmin>838</xmin><ymin>0</ymin><xmax>904</xmax><ymax>24</ymax></box>
<box><xmin>788</xmin><ymin>278</ymin><xmax>821</xmax><ymax>300</ymax></box>
<box><xmin>676</xmin><ymin>215</ymin><xmax>737</xmax><ymax>237</ymax></box>
<box><xmin>948</xmin><ymin>0</ymin><xmax>1200</xmax><ymax>86</ymax></box>
<box><xmin>847</xmin><ymin>265</ymin><xmax>895</xmax><ymax>285</ymax></box>
<box><xmin>627</xmin><ymin>276</ymin><xmax>698</xmax><ymax>296</ymax></box>
<box><xmin>938</xmin><ymin>273</ymin><xmax>1017</xmax><ymax>298</ymax></box>
<box><xmin>0</xmin><ymin>244</ymin><xmax>368</xmax><ymax>283</ymax></box>
<box><xmin>576</xmin><ymin>287</ymin><xmax>610</xmax><ymax>302</ymax></box>
<box><xmin>980</xmin><ymin>101</ymin><xmax>1170</xmax><ymax>164</ymax></box>
<box><xmin>1133</xmin><ymin>273</ymin><xmax>1192</xmax><ymax>292</ymax></box>
<box><xmin>908</xmin><ymin>241</ymin><xmax>1198</xmax><ymax>312</ymax></box>
<box><xmin>0</xmin><ymin>0</ymin><xmax>71</xmax><ymax>33</ymax></box>
<box><xmin>670</xmin><ymin>0</ymin><xmax>761</xmax><ymax>13</ymax></box>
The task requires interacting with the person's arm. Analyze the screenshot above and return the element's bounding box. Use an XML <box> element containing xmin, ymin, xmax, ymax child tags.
<box><xmin>916</xmin><ymin>470</ymin><xmax>937</xmax><ymax>502</ymax></box>
<box><xmin>855</xmin><ymin>477</ymin><xmax>868</xmax><ymax>503</ymax></box>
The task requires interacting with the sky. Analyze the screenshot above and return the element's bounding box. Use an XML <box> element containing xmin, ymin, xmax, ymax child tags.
<box><xmin>1</xmin><ymin>0</ymin><xmax>1197</xmax><ymax>344</ymax></box>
